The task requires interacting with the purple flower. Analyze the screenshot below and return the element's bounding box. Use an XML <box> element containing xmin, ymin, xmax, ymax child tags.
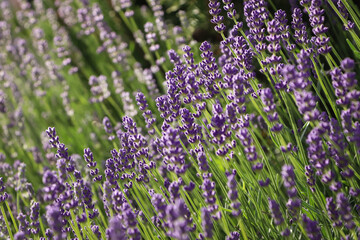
<box><xmin>169</xmin><ymin>180</ymin><xmax>181</xmax><ymax>202</ymax></box>
<box><xmin>180</xmin><ymin>108</ymin><xmax>202</xmax><ymax>145</ymax></box>
<box><xmin>91</xmin><ymin>225</ymin><xmax>101</xmax><ymax>239</ymax></box>
<box><xmin>46</xmin><ymin>127</ymin><xmax>60</xmax><ymax>148</ymax></box>
<box><xmin>45</xmin><ymin>228</ymin><xmax>53</xmax><ymax>239</ymax></box>
<box><xmin>197</xmin><ymin>150</ymin><xmax>210</xmax><ymax>172</ymax></box>
<box><xmin>104</xmin><ymin>157</ymin><xmax>120</xmax><ymax>189</ymax></box>
<box><xmin>291</xmin><ymin>8</ymin><xmax>309</xmax><ymax>45</ymax></box>
<box><xmin>102</xmin><ymin>116</ymin><xmax>113</xmax><ymax>135</ymax></box>
<box><xmin>56</xmin><ymin>158</ymin><xmax>67</xmax><ymax>181</ymax></box>
<box><xmin>308</xmin><ymin>0</ymin><xmax>331</xmax><ymax>54</ymax></box>
<box><xmin>30</xmin><ymin>201</ymin><xmax>40</xmax><ymax>234</ymax></box>
<box><xmin>156</xmin><ymin>95</ymin><xmax>173</xmax><ymax>124</ymax></box>
<box><xmin>259</xmin><ymin>178</ymin><xmax>270</xmax><ymax>187</ymax></box>
<box><xmin>282</xmin><ymin>165</ymin><xmax>296</xmax><ymax>196</ymax></box>
<box><xmin>112</xmin><ymin>0</ymin><xmax>134</xmax><ymax>17</ymax></box>
<box><xmin>201</xmin><ymin>174</ymin><xmax>220</xmax><ymax>218</ymax></box>
<box><xmin>209</xmin><ymin>102</ymin><xmax>233</xmax><ymax>156</ymax></box>
<box><xmin>222</xmin><ymin>63</ymin><xmax>239</xmax><ymax>90</ymax></box>
<box><xmin>282</xmin><ymin>165</ymin><xmax>301</xmax><ymax>220</ymax></box>
<box><xmin>265</xmin><ymin>18</ymin><xmax>281</xmax><ymax>55</ymax></box>
<box><xmin>148</xmin><ymin>0</ymin><xmax>168</xmax><ymax>41</ymax></box>
<box><xmin>0</xmin><ymin>90</ymin><xmax>6</xmax><ymax>113</ymax></box>
<box><xmin>260</xmin><ymin>88</ymin><xmax>283</xmax><ymax>132</ymax></box>
<box><xmin>122</xmin><ymin>203</ymin><xmax>141</xmax><ymax>240</ymax></box>
<box><xmin>326</xmin><ymin>197</ymin><xmax>342</xmax><ymax>227</ymax></box>
<box><xmin>227</xmin><ymin>171</ymin><xmax>241</xmax><ymax>217</ymax></box>
<box><xmin>199</xmin><ymin>41</ymin><xmax>221</xmax><ymax>97</ymax></box>
<box><xmin>337</xmin><ymin>0</ymin><xmax>354</xmax><ymax>30</ymax></box>
<box><xmin>274</xmin><ymin>10</ymin><xmax>291</xmax><ymax>43</ymax></box>
<box><xmin>89</xmin><ymin>75</ymin><xmax>110</xmax><ymax>103</ymax></box>
<box><xmin>305</xmin><ymin>165</ymin><xmax>316</xmax><ymax>191</ymax></box>
<box><xmin>135</xmin><ymin>92</ymin><xmax>148</xmax><ymax>111</ymax></box>
<box><xmin>165</xmin><ymin>198</ymin><xmax>196</xmax><ymax>239</ymax></box>
<box><xmin>222</xmin><ymin>0</ymin><xmax>236</xmax><ymax>19</ymax></box>
<box><xmin>306</xmin><ymin>118</ymin><xmax>332</xmax><ymax>182</ymax></box>
<box><xmin>302</xmin><ymin>215</ymin><xmax>322</xmax><ymax>240</ymax></box>
<box><xmin>0</xmin><ymin>177</ymin><xmax>8</xmax><ymax>203</ymax></box>
<box><xmin>162</xmin><ymin>127</ymin><xmax>189</xmax><ymax>175</ymax></box>
<box><xmin>102</xmin><ymin>180</ymin><xmax>114</xmax><ymax>216</ymax></box>
<box><xmin>84</xmin><ymin>148</ymin><xmax>102</xmax><ymax>182</ymax></box>
<box><xmin>14</xmin><ymin>231</ymin><xmax>26</xmax><ymax>240</ymax></box>
<box><xmin>151</xmin><ymin>192</ymin><xmax>168</xmax><ymax>219</ymax></box>
<box><xmin>336</xmin><ymin>193</ymin><xmax>355</xmax><ymax>229</ymax></box>
<box><xmin>184</xmin><ymin>181</ymin><xmax>195</xmax><ymax>192</ymax></box>
<box><xmin>46</xmin><ymin>127</ymin><xmax>76</xmax><ymax>174</ymax></box>
<box><xmin>46</xmin><ymin>204</ymin><xmax>66</xmax><ymax>240</ymax></box>
<box><xmin>228</xmin><ymin>36</ymin><xmax>253</xmax><ymax>71</ymax></box>
<box><xmin>17</xmin><ymin>213</ymin><xmax>31</xmax><ymax>236</ymax></box>
<box><xmin>328</xmin><ymin>118</ymin><xmax>353</xmax><ymax>179</ymax></box>
<box><xmin>244</xmin><ymin>0</ymin><xmax>269</xmax><ymax>53</ymax></box>
<box><xmin>281</xmin><ymin>228</ymin><xmax>291</xmax><ymax>237</ymax></box>
<box><xmin>201</xmin><ymin>178</ymin><xmax>214</xmax><ymax>199</ymax></box>
<box><xmin>268</xmin><ymin>198</ymin><xmax>284</xmax><ymax>226</ymax></box>
<box><xmin>41</xmin><ymin>170</ymin><xmax>65</xmax><ymax>202</ymax></box>
<box><xmin>226</xmin><ymin>231</ymin><xmax>240</xmax><ymax>240</ymax></box>
<box><xmin>201</xmin><ymin>207</ymin><xmax>213</xmax><ymax>238</ymax></box>
<box><xmin>144</xmin><ymin>22</ymin><xmax>160</xmax><ymax>52</ymax></box>
<box><xmin>107</xmin><ymin>215</ymin><xmax>126</xmax><ymax>240</ymax></box>
<box><xmin>225</xmin><ymin>103</ymin><xmax>240</xmax><ymax>130</ymax></box>
<box><xmin>82</xmin><ymin>184</ymin><xmax>99</xmax><ymax>219</ymax></box>
<box><xmin>282</xmin><ymin>59</ymin><xmax>319</xmax><ymax>122</ymax></box>
<box><xmin>331</xmin><ymin>59</ymin><xmax>360</xmax><ymax>127</ymax></box>
<box><xmin>182</xmin><ymin>45</ymin><xmax>198</xmax><ymax>73</ymax></box>
<box><xmin>349</xmin><ymin>187</ymin><xmax>360</xmax><ymax>197</ymax></box>
<box><xmin>209</xmin><ymin>0</ymin><xmax>225</xmax><ymax>33</ymax></box>
<box><xmin>286</xmin><ymin>198</ymin><xmax>301</xmax><ymax>222</ymax></box>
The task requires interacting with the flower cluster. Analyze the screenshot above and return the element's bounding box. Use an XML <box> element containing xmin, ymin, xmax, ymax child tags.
<box><xmin>1</xmin><ymin>0</ymin><xmax>360</xmax><ymax>239</ymax></box>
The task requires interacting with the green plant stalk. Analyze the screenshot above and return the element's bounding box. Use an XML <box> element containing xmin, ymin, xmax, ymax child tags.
<box><xmin>83</xmin><ymin>207</ymin><xmax>100</xmax><ymax>240</ymax></box>
<box><xmin>39</xmin><ymin>216</ymin><xmax>46</xmax><ymax>238</ymax></box>
<box><xmin>311</xmin><ymin>58</ymin><xmax>341</xmax><ymax>122</ymax></box>
<box><xmin>107</xmin><ymin>96</ymin><xmax>124</xmax><ymax>119</ymax></box>
<box><xmin>5</xmin><ymin>201</ymin><xmax>18</xmax><ymax>232</ymax></box>
<box><xmin>131</xmin><ymin>182</ymin><xmax>167</xmax><ymax>239</ymax></box>
<box><xmin>91</xmin><ymin>184</ymin><xmax>109</xmax><ymax>229</ymax></box>
<box><xmin>176</xmin><ymin>124</ymin><xmax>244</xmax><ymax>236</ymax></box>
<box><xmin>70</xmin><ymin>209</ymin><xmax>83</xmax><ymax>240</ymax></box>
<box><xmin>117</xmin><ymin>10</ymin><xmax>165</xmax><ymax>92</ymax></box>
<box><xmin>339</xmin><ymin>0</ymin><xmax>360</xmax><ymax>32</ymax></box>
<box><xmin>280</xmin><ymin>92</ymin><xmax>307</xmax><ymax>166</ymax></box>
<box><xmin>197</xmin><ymin>102</ymin><xmax>279</xmax><ymax>199</ymax></box>
<box><xmin>218</xmin><ymin>26</ymin><xmax>338</xmax><ymax>237</ymax></box>
<box><xmin>1</xmin><ymin>204</ymin><xmax>14</xmax><ymax>240</ymax></box>
<box><xmin>327</xmin><ymin>1</ymin><xmax>360</xmax><ymax>50</ymax></box>
<box><xmin>100</xmin><ymin>102</ymin><xmax>117</xmax><ymax>124</ymax></box>
<box><xmin>235</xmin><ymin>14</ymin><xmax>338</xmax><ymax>129</ymax></box>
<box><xmin>237</xmin><ymin>211</ymin><xmax>248</xmax><ymax>240</ymax></box>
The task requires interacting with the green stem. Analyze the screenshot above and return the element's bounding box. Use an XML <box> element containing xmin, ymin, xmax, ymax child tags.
<box><xmin>238</xmin><ymin>216</ymin><xmax>249</xmax><ymax>240</ymax></box>
<box><xmin>39</xmin><ymin>217</ymin><xmax>46</xmax><ymax>238</ymax></box>
<box><xmin>311</xmin><ymin>58</ymin><xmax>341</xmax><ymax>122</ymax></box>
<box><xmin>70</xmin><ymin>210</ymin><xmax>83</xmax><ymax>240</ymax></box>
<box><xmin>6</xmin><ymin>201</ymin><xmax>18</xmax><ymax>232</ymax></box>
<box><xmin>339</xmin><ymin>0</ymin><xmax>360</xmax><ymax>32</ymax></box>
<box><xmin>1</xmin><ymin>204</ymin><xmax>14</xmax><ymax>240</ymax></box>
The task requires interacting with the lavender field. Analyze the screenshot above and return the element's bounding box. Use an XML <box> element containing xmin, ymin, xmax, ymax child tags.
<box><xmin>0</xmin><ymin>0</ymin><xmax>360</xmax><ymax>239</ymax></box>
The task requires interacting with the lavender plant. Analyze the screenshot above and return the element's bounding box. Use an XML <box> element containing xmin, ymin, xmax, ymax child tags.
<box><xmin>1</xmin><ymin>0</ymin><xmax>360</xmax><ymax>239</ymax></box>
